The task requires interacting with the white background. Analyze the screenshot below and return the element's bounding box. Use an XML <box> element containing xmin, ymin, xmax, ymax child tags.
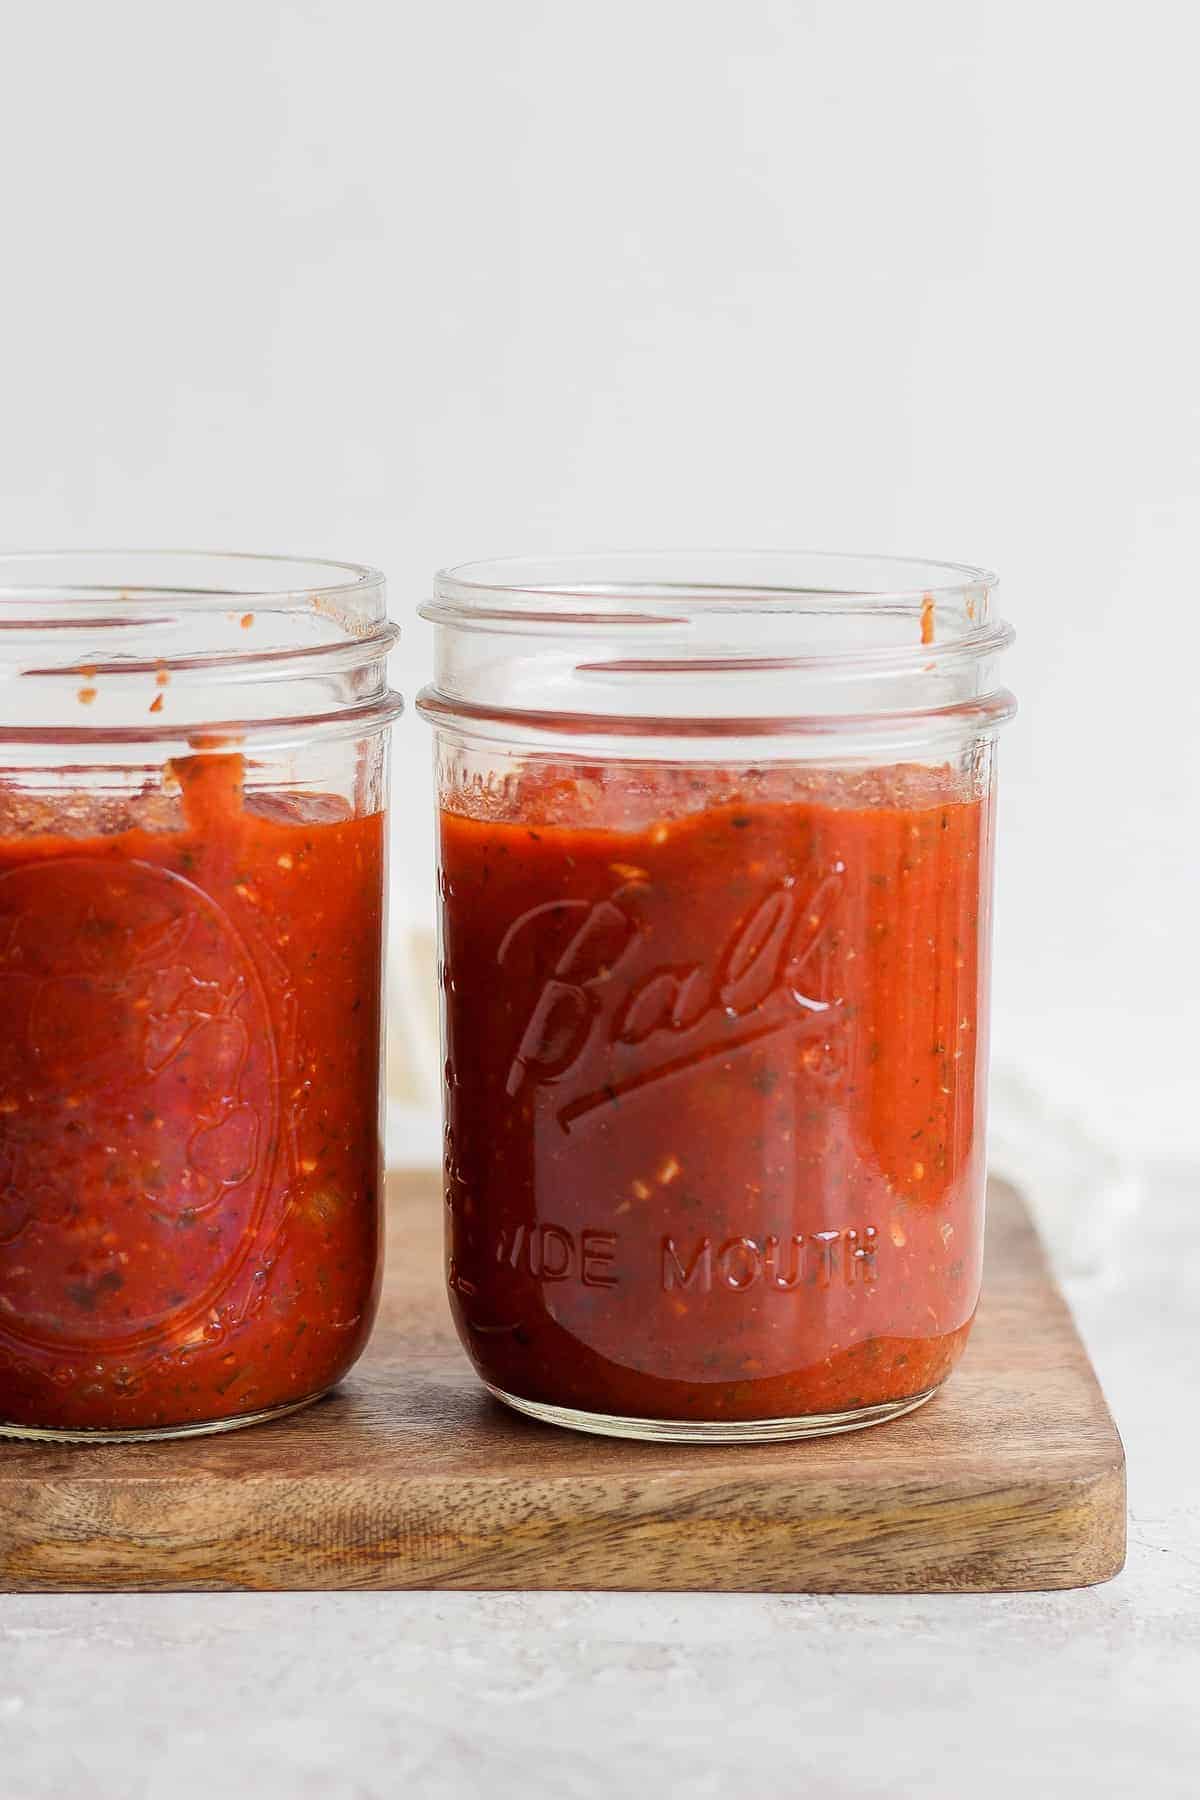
<box><xmin>1</xmin><ymin>0</ymin><xmax>1197</xmax><ymax>1158</ymax></box>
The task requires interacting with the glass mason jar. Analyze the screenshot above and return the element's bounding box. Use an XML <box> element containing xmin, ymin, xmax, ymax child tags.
<box><xmin>0</xmin><ymin>552</ymin><xmax>402</xmax><ymax>1441</ymax></box>
<box><xmin>420</xmin><ymin>551</ymin><xmax>1015</xmax><ymax>1442</ymax></box>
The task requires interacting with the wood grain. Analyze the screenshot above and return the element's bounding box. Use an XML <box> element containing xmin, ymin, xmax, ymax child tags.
<box><xmin>0</xmin><ymin>1176</ymin><xmax>1126</xmax><ymax>1594</ymax></box>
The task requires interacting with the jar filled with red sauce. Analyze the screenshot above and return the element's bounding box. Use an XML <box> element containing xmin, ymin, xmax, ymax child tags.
<box><xmin>0</xmin><ymin>552</ymin><xmax>401</xmax><ymax>1441</ymax></box>
<box><xmin>420</xmin><ymin>552</ymin><xmax>1015</xmax><ymax>1442</ymax></box>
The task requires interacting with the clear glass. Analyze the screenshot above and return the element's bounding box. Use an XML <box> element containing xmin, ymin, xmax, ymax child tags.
<box><xmin>420</xmin><ymin>551</ymin><xmax>1015</xmax><ymax>1442</ymax></box>
<box><xmin>0</xmin><ymin>552</ymin><xmax>402</xmax><ymax>1441</ymax></box>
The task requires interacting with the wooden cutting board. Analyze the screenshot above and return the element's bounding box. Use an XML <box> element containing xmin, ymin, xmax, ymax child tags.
<box><xmin>0</xmin><ymin>1175</ymin><xmax>1125</xmax><ymax>1594</ymax></box>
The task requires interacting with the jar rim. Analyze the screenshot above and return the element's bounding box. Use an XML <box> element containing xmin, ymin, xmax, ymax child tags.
<box><xmin>0</xmin><ymin>548</ymin><xmax>385</xmax><ymax>605</ymax></box>
<box><xmin>0</xmin><ymin>549</ymin><xmax>401</xmax><ymax>747</ymax></box>
<box><xmin>421</xmin><ymin>548</ymin><xmax>1013</xmax><ymax>749</ymax></box>
<box><xmin>429</xmin><ymin>548</ymin><xmax>998</xmax><ymax>619</ymax></box>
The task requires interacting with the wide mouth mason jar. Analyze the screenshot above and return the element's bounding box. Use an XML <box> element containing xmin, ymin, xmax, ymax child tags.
<box><xmin>0</xmin><ymin>551</ymin><xmax>402</xmax><ymax>1441</ymax></box>
<box><xmin>420</xmin><ymin>550</ymin><xmax>1015</xmax><ymax>1442</ymax></box>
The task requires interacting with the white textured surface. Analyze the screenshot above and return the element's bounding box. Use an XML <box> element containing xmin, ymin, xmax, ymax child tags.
<box><xmin>3</xmin><ymin>1160</ymin><xmax>1197</xmax><ymax>1799</ymax></box>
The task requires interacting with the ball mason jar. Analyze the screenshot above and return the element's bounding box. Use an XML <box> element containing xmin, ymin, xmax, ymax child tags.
<box><xmin>420</xmin><ymin>551</ymin><xmax>1015</xmax><ymax>1442</ymax></box>
<box><xmin>0</xmin><ymin>552</ymin><xmax>402</xmax><ymax>1441</ymax></box>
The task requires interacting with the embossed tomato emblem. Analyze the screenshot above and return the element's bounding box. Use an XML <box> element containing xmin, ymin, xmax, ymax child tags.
<box><xmin>0</xmin><ymin>857</ymin><xmax>278</xmax><ymax>1353</ymax></box>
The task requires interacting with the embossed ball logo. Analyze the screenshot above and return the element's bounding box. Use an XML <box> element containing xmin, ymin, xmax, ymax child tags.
<box><xmin>498</xmin><ymin>866</ymin><xmax>846</xmax><ymax>1131</ymax></box>
<box><xmin>0</xmin><ymin>857</ymin><xmax>279</xmax><ymax>1354</ymax></box>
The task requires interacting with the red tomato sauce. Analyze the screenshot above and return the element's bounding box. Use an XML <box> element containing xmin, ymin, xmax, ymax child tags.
<box><xmin>440</xmin><ymin>763</ymin><xmax>990</xmax><ymax>1422</ymax></box>
<box><xmin>0</xmin><ymin>754</ymin><xmax>384</xmax><ymax>1434</ymax></box>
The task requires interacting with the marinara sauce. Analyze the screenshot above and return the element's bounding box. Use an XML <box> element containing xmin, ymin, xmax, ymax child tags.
<box><xmin>440</xmin><ymin>761</ymin><xmax>991</xmax><ymax>1431</ymax></box>
<box><xmin>0</xmin><ymin>753</ymin><xmax>384</xmax><ymax>1436</ymax></box>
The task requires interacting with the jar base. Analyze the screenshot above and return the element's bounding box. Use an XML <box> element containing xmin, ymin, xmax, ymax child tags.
<box><xmin>0</xmin><ymin>1389</ymin><xmax>329</xmax><ymax>1445</ymax></box>
<box><xmin>484</xmin><ymin>1383</ymin><xmax>938</xmax><ymax>1443</ymax></box>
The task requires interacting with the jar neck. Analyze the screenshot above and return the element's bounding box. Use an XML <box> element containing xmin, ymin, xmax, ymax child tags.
<box><xmin>0</xmin><ymin>551</ymin><xmax>403</xmax><ymax>750</ymax></box>
<box><xmin>418</xmin><ymin>551</ymin><xmax>1015</xmax><ymax>759</ymax></box>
